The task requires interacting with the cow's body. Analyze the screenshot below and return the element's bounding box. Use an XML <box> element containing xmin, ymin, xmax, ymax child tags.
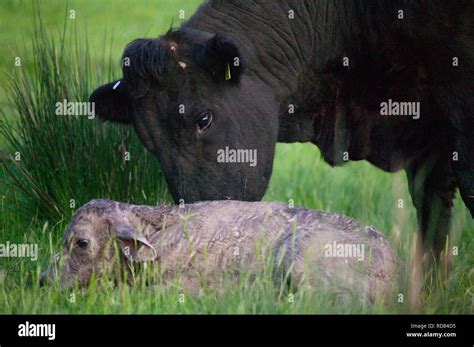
<box><xmin>90</xmin><ymin>0</ymin><xmax>474</xmax><ymax>257</ymax></box>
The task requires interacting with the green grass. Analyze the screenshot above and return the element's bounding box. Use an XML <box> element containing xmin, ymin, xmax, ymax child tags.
<box><xmin>0</xmin><ymin>0</ymin><xmax>473</xmax><ymax>314</ymax></box>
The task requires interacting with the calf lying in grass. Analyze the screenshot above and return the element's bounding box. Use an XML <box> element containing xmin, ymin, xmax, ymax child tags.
<box><xmin>40</xmin><ymin>199</ymin><xmax>397</xmax><ymax>303</ymax></box>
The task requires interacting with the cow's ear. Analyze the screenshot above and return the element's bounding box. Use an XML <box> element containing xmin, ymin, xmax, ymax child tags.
<box><xmin>193</xmin><ymin>33</ymin><xmax>245</xmax><ymax>85</ymax></box>
<box><xmin>89</xmin><ymin>80</ymin><xmax>134</xmax><ymax>124</ymax></box>
<box><xmin>107</xmin><ymin>213</ymin><xmax>158</xmax><ymax>262</ymax></box>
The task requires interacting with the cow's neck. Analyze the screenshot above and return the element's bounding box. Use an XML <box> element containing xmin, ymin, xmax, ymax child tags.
<box><xmin>185</xmin><ymin>1</ymin><xmax>316</xmax><ymax>96</ymax></box>
<box><xmin>185</xmin><ymin>1</ymin><xmax>399</xmax><ymax>156</ymax></box>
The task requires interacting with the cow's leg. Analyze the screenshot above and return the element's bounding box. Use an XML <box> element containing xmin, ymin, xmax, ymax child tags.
<box><xmin>450</xmin><ymin>118</ymin><xmax>474</xmax><ymax>217</ymax></box>
<box><xmin>405</xmin><ymin>157</ymin><xmax>457</xmax><ymax>263</ymax></box>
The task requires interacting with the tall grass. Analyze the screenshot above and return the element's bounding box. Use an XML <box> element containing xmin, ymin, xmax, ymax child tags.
<box><xmin>0</xmin><ymin>8</ymin><xmax>172</xmax><ymax>223</ymax></box>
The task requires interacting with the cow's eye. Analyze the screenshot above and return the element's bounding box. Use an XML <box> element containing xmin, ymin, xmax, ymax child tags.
<box><xmin>76</xmin><ymin>238</ymin><xmax>89</xmax><ymax>249</ymax></box>
<box><xmin>196</xmin><ymin>112</ymin><xmax>213</xmax><ymax>132</ymax></box>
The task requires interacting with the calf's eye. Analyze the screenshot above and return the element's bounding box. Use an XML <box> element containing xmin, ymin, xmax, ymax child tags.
<box><xmin>196</xmin><ymin>112</ymin><xmax>213</xmax><ymax>132</ymax></box>
<box><xmin>76</xmin><ymin>238</ymin><xmax>89</xmax><ymax>249</ymax></box>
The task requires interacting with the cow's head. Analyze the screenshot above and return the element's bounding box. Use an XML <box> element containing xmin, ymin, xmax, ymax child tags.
<box><xmin>90</xmin><ymin>30</ymin><xmax>279</xmax><ymax>203</ymax></box>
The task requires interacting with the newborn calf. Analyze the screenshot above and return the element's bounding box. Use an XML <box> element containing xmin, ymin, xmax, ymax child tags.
<box><xmin>41</xmin><ymin>199</ymin><xmax>397</xmax><ymax>303</ymax></box>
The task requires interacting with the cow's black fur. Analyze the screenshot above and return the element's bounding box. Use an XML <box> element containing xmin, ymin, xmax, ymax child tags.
<box><xmin>90</xmin><ymin>0</ymin><xmax>473</xmax><ymax>257</ymax></box>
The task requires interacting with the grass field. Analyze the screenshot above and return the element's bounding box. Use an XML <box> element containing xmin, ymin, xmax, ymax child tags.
<box><xmin>0</xmin><ymin>0</ymin><xmax>473</xmax><ymax>314</ymax></box>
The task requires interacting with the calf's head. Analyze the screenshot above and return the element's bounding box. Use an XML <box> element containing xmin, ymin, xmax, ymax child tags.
<box><xmin>90</xmin><ymin>30</ymin><xmax>279</xmax><ymax>203</ymax></box>
<box><xmin>40</xmin><ymin>202</ymin><xmax>158</xmax><ymax>288</ymax></box>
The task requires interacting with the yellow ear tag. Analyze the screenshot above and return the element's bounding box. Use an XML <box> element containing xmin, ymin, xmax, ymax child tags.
<box><xmin>225</xmin><ymin>63</ymin><xmax>231</xmax><ymax>81</ymax></box>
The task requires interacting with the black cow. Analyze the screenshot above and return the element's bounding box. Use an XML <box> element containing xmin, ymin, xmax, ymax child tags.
<box><xmin>90</xmin><ymin>0</ymin><xmax>473</xmax><ymax>258</ymax></box>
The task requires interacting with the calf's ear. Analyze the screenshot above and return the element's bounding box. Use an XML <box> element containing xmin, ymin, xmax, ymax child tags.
<box><xmin>193</xmin><ymin>33</ymin><xmax>245</xmax><ymax>85</ymax></box>
<box><xmin>89</xmin><ymin>80</ymin><xmax>134</xmax><ymax>124</ymax></box>
<box><xmin>107</xmin><ymin>214</ymin><xmax>158</xmax><ymax>262</ymax></box>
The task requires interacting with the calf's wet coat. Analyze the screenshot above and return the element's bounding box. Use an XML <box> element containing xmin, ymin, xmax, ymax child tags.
<box><xmin>41</xmin><ymin>199</ymin><xmax>397</xmax><ymax>303</ymax></box>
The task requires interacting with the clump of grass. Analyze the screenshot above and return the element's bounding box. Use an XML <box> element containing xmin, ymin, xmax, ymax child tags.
<box><xmin>0</xmin><ymin>6</ymin><xmax>172</xmax><ymax>223</ymax></box>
